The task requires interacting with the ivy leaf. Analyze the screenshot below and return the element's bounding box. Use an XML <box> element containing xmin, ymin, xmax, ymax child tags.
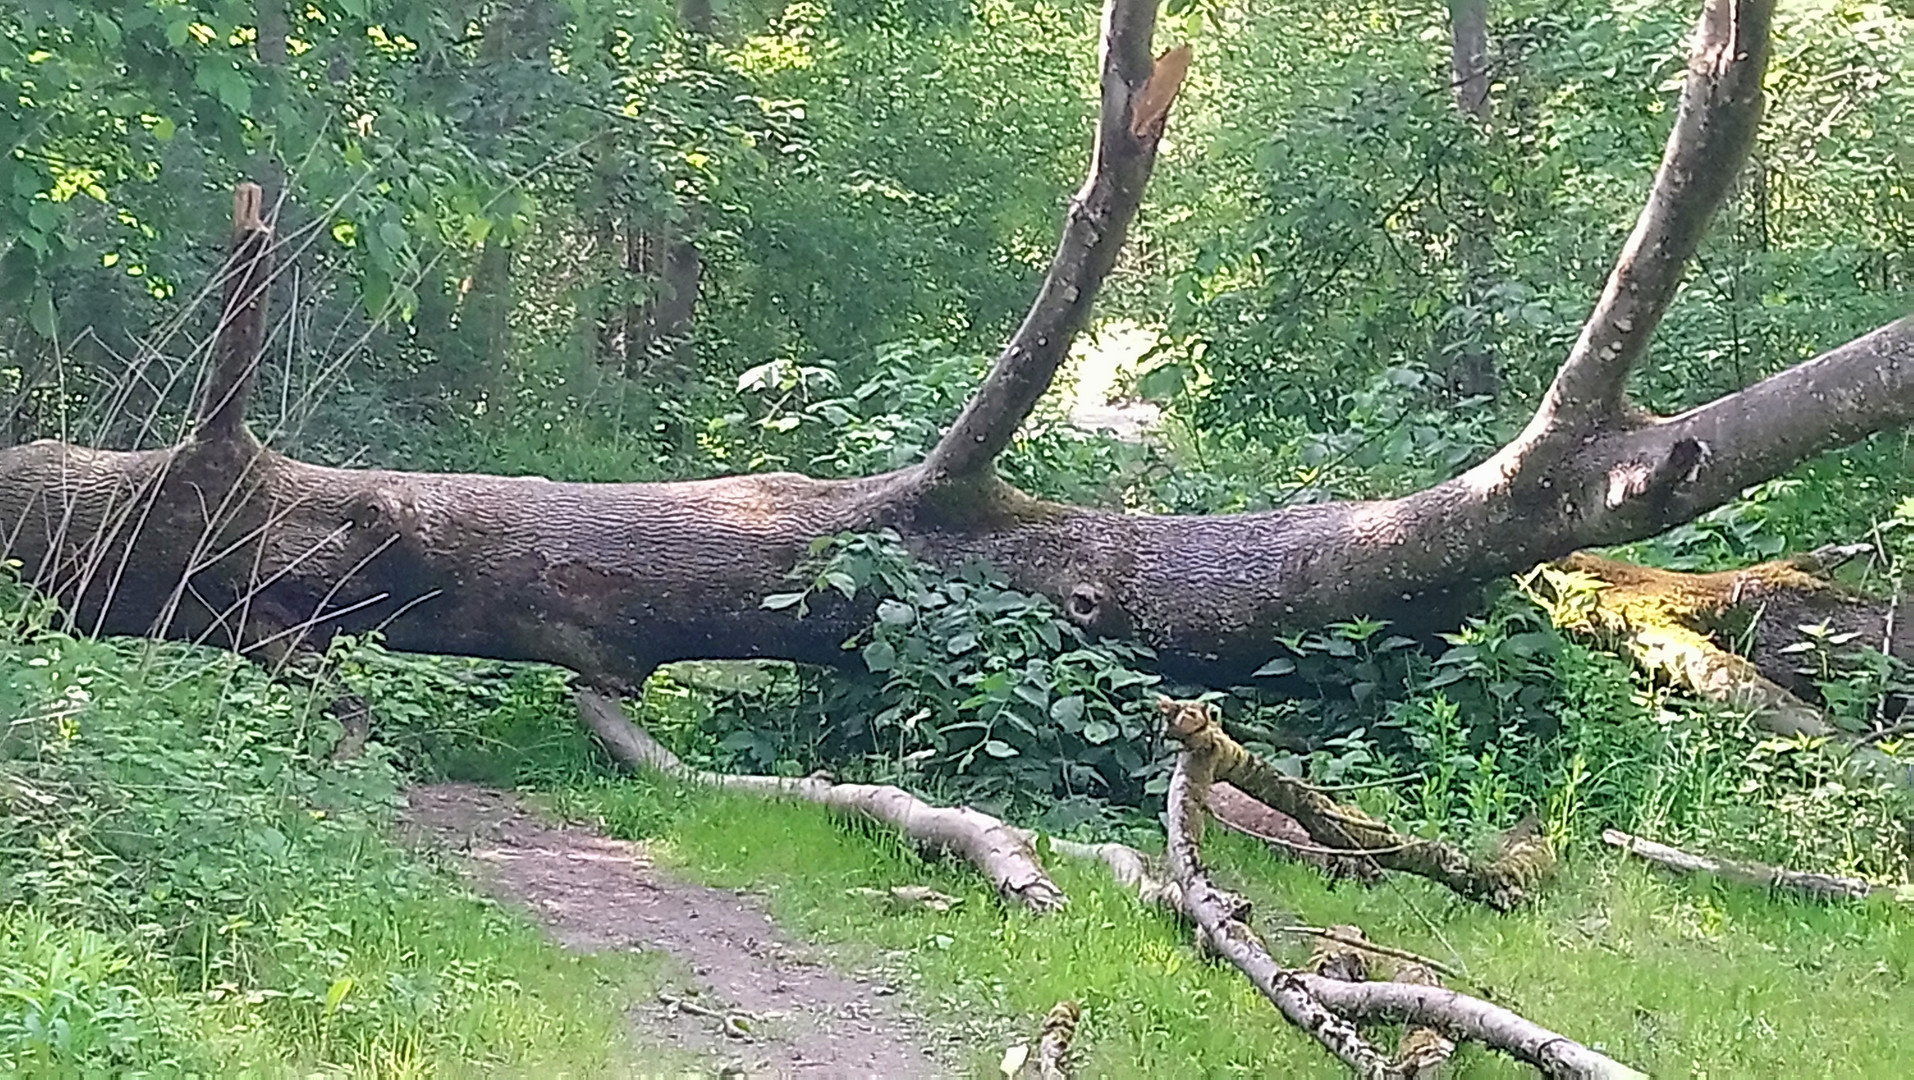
<box><xmin>761</xmin><ymin>592</ymin><xmax>807</xmax><ymax>612</ymax></box>
<box><xmin>863</xmin><ymin>639</ymin><xmax>896</xmax><ymax>673</ymax></box>
<box><xmin>876</xmin><ymin>599</ymin><xmax>915</xmax><ymax>627</ymax></box>
<box><xmin>1049</xmin><ymin>695</ymin><xmax>1085</xmax><ymax>726</ymax></box>
<box><xmin>1252</xmin><ymin>656</ymin><xmax>1296</xmax><ymax>677</ymax></box>
<box><xmin>982</xmin><ymin>739</ymin><xmax>1019</xmax><ymax>758</ymax></box>
<box><xmin>1082</xmin><ymin>719</ymin><xmax>1120</xmax><ymax>745</ymax></box>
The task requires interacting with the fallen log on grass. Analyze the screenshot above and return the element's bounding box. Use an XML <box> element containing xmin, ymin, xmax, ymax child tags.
<box><xmin>1530</xmin><ymin>548</ymin><xmax>1911</xmax><ymax>740</ymax></box>
<box><xmin>1164</xmin><ymin>698</ymin><xmax>1644</xmax><ymax>1079</ymax></box>
<box><xmin>575</xmin><ymin>687</ymin><xmax>1067</xmax><ymax>911</ymax></box>
<box><xmin>1601</xmin><ymin>828</ymin><xmax>1907</xmax><ymax>903</ymax></box>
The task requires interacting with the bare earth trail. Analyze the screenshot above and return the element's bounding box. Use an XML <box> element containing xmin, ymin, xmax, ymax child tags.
<box><xmin>400</xmin><ymin>783</ymin><xmax>949</xmax><ymax>1079</ymax></box>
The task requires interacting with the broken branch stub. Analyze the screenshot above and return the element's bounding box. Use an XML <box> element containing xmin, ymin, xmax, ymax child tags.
<box><xmin>575</xmin><ymin>688</ymin><xmax>1067</xmax><ymax>912</ymax></box>
<box><xmin>198</xmin><ymin>182</ymin><xmax>274</xmax><ymax>445</ymax></box>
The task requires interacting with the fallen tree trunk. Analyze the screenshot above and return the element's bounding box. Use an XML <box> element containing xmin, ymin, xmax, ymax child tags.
<box><xmin>1533</xmin><ymin>548</ymin><xmax>1911</xmax><ymax>739</ymax></box>
<box><xmin>1164</xmin><ymin>702</ymin><xmax>1646</xmax><ymax>1079</ymax></box>
<box><xmin>0</xmin><ymin>0</ymin><xmax>1911</xmax><ymax>698</ymax></box>
<box><xmin>575</xmin><ymin>688</ymin><xmax>1067</xmax><ymax>911</ymax></box>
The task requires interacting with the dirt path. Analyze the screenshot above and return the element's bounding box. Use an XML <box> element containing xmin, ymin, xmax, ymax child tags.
<box><xmin>401</xmin><ymin>783</ymin><xmax>948</xmax><ymax>1078</ymax></box>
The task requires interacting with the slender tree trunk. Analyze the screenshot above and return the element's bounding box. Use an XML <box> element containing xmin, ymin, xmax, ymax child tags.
<box><xmin>1445</xmin><ymin>0</ymin><xmax>1498</xmax><ymax>400</ymax></box>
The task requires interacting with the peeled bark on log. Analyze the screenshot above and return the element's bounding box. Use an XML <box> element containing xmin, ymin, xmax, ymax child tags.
<box><xmin>1601</xmin><ymin>828</ymin><xmax>1905</xmax><ymax>903</ymax></box>
<box><xmin>1159</xmin><ymin>699</ymin><xmax>1555</xmax><ymax>909</ymax></box>
<box><xmin>1533</xmin><ymin>550</ymin><xmax>1912</xmax><ymax>739</ymax></box>
<box><xmin>574</xmin><ymin>688</ymin><xmax>1067</xmax><ymax>911</ymax></box>
<box><xmin>1164</xmin><ymin>710</ymin><xmax>1642</xmax><ymax>1079</ymax></box>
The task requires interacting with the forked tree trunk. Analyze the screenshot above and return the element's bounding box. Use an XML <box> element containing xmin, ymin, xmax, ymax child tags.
<box><xmin>0</xmin><ymin>0</ymin><xmax>1910</xmax><ymax>700</ymax></box>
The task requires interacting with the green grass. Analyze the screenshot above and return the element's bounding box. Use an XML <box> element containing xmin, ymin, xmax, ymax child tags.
<box><xmin>557</xmin><ymin>776</ymin><xmax>1914</xmax><ymax>1079</ymax></box>
<box><xmin>0</xmin><ymin>622</ymin><xmax>697</xmax><ymax>1079</ymax></box>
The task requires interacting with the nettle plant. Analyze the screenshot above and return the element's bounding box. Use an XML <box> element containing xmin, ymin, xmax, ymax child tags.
<box><xmin>759</xmin><ymin>531</ymin><xmax>1164</xmax><ymax>810</ymax></box>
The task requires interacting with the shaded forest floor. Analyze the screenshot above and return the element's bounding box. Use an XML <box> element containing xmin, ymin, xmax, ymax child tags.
<box><xmin>417</xmin><ymin>772</ymin><xmax>1914</xmax><ymax>1078</ymax></box>
<box><xmin>400</xmin><ymin>783</ymin><xmax>944</xmax><ymax>1078</ymax></box>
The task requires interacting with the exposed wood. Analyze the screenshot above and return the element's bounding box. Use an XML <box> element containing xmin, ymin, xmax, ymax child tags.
<box><xmin>197</xmin><ymin>184</ymin><xmax>273</xmax><ymax>445</ymax></box>
<box><xmin>1160</xmin><ymin>699</ymin><xmax>1554</xmax><ymax>909</ymax></box>
<box><xmin>1163</xmin><ymin>710</ymin><xmax>1400</xmax><ymax>1077</ymax></box>
<box><xmin>1532</xmin><ymin>550</ymin><xmax>1914</xmax><ymax>740</ymax></box>
<box><xmin>1602</xmin><ymin>828</ymin><xmax>1901</xmax><ymax>903</ymax></box>
<box><xmin>574</xmin><ymin>688</ymin><xmax>1067</xmax><ymax>912</ymax></box>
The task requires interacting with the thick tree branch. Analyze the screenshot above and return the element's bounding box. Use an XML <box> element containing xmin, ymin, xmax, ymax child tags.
<box><xmin>922</xmin><ymin>0</ymin><xmax>1181</xmax><ymax>482</ymax></box>
<box><xmin>1160</xmin><ymin>699</ymin><xmax>1554</xmax><ymax>909</ymax></box>
<box><xmin>1163</xmin><ymin>708</ymin><xmax>1639</xmax><ymax>1079</ymax></box>
<box><xmin>1588</xmin><ymin>317</ymin><xmax>1914</xmax><ymax>539</ymax></box>
<box><xmin>1524</xmin><ymin>0</ymin><xmax>1772</xmax><ymax>435</ymax></box>
<box><xmin>1163</xmin><ymin>712</ymin><xmax>1400</xmax><ymax>1077</ymax></box>
<box><xmin>575</xmin><ymin>688</ymin><xmax>1068</xmax><ymax>911</ymax></box>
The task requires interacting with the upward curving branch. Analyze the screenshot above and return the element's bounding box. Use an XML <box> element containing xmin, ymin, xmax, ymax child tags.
<box><xmin>1521</xmin><ymin>0</ymin><xmax>1772</xmax><ymax>438</ymax></box>
<box><xmin>921</xmin><ymin>0</ymin><xmax>1187</xmax><ymax>482</ymax></box>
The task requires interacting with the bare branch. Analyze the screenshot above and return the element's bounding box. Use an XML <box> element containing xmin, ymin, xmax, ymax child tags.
<box><xmin>1531</xmin><ymin>0</ymin><xmax>1773</xmax><ymax>433</ymax></box>
<box><xmin>922</xmin><ymin>0</ymin><xmax>1179</xmax><ymax>482</ymax></box>
<box><xmin>1159</xmin><ymin>699</ymin><xmax>1554</xmax><ymax>909</ymax></box>
<box><xmin>575</xmin><ymin>688</ymin><xmax>1068</xmax><ymax>912</ymax></box>
<box><xmin>1162</xmin><ymin>712</ymin><xmax>1401</xmax><ymax>1078</ymax></box>
<box><xmin>197</xmin><ymin>183</ymin><xmax>274</xmax><ymax>444</ymax></box>
<box><xmin>1603</xmin><ymin>829</ymin><xmax>1902</xmax><ymax>903</ymax></box>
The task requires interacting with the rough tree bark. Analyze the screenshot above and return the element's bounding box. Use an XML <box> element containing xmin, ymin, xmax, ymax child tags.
<box><xmin>0</xmin><ymin>0</ymin><xmax>1909</xmax><ymax>703</ymax></box>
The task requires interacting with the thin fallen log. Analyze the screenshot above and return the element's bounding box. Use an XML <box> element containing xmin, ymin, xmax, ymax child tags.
<box><xmin>1388</xmin><ymin>961</ymin><xmax>1456</xmax><ymax>1079</ymax></box>
<box><xmin>1160</xmin><ymin>699</ymin><xmax>1554</xmax><ymax>909</ymax></box>
<box><xmin>1601</xmin><ymin>828</ymin><xmax>1898</xmax><ymax>903</ymax></box>
<box><xmin>1165</xmin><ymin>704</ymin><xmax>1645</xmax><ymax>1079</ymax></box>
<box><xmin>575</xmin><ymin>688</ymin><xmax>1066</xmax><ymax>912</ymax></box>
